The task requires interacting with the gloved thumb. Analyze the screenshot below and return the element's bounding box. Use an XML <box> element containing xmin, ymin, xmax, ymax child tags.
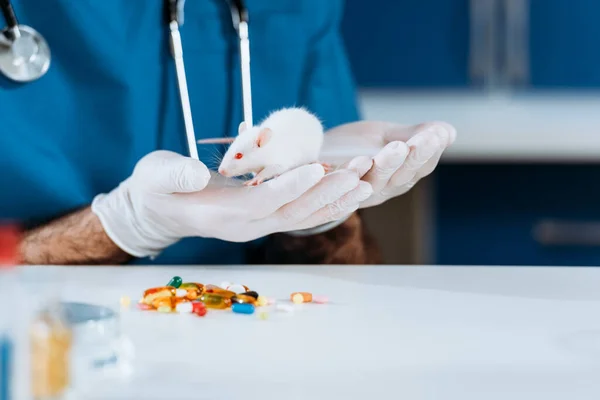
<box><xmin>133</xmin><ymin>150</ymin><xmax>211</xmax><ymax>194</ymax></box>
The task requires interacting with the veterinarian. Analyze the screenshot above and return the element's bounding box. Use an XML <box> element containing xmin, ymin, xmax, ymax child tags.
<box><xmin>0</xmin><ymin>0</ymin><xmax>455</xmax><ymax>265</ymax></box>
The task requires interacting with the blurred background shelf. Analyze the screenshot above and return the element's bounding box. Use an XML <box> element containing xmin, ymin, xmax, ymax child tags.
<box><xmin>359</xmin><ymin>90</ymin><xmax>600</xmax><ymax>162</ymax></box>
<box><xmin>341</xmin><ymin>0</ymin><xmax>600</xmax><ymax>267</ymax></box>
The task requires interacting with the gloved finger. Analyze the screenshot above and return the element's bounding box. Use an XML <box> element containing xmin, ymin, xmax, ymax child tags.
<box><xmin>386</xmin><ymin>130</ymin><xmax>441</xmax><ymax>190</ymax></box>
<box><xmin>290</xmin><ymin>181</ymin><xmax>373</xmax><ymax>231</ymax></box>
<box><xmin>413</xmin><ymin>140</ymin><xmax>445</xmax><ymax>180</ymax></box>
<box><xmin>250</xmin><ymin>163</ymin><xmax>325</xmax><ymax>218</ymax></box>
<box><xmin>379</xmin><ymin>142</ymin><xmax>444</xmax><ymax>200</ymax></box>
<box><xmin>338</xmin><ymin>156</ymin><xmax>373</xmax><ymax>178</ymax></box>
<box><xmin>360</xmin><ymin>141</ymin><xmax>410</xmax><ymax>193</ymax></box>
<box><xmin>134</xmin><ymin>150</ymin><xmax>211</xmax><ymax>194</ymax></box>
<box><xmin>269</xmin><ymin>169</ymin><xmax>360</xmax><ymax>226</ymax></box>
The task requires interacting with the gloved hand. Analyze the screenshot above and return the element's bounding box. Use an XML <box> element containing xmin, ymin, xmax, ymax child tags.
<box><xmin>320</xmin><ymin>121</ymin><xmax>456</xmax><ymax>208</ymax></box>
<box><xmin>91</xmin><ymin>150</ymin><xmax>373</xmax><ymax>258</ymax></box>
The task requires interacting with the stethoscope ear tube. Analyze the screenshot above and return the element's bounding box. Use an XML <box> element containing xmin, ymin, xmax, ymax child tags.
<box><xmin>1</xmin><ymin>0</ymin><xmax>20</xmax><ymax>40</ymax></box>
<box><xmin>227</xmin><ymin>0</ymin><xmax>253</xmax><ymax>128</ymax></box>
<box><xmin>0</xmin><ymin>0</ymin><xmax>17</xmax><ymax>28</ymax></box>
<box><xmin>166</xmin><ymin>0</ymin><xmax>200</xmax><ymax>160</ymax></box>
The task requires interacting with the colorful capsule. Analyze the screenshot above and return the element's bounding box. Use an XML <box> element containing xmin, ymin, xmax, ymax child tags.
<box><xmin>231</xmin><ymin>294</ymin><xmax>256</xmax><ymax>305</ymax></box>
<box><xmin>180</xmin><ymin>283</ymin><xmax>204</xmax><ymax>299</ymax></box>
<box><xmin>227</xmin><ymin>284</ymin><xmax>248</xmax><ymax>294</ymax></box>
<box><xmin>232</xmin><ymin>303</ymin><xmax>255</xmax><ymax>314</ymax></box>
<box><xmin>291</xmin><ymin>293</ymin><xmax>304</xmax><ymax>304</ymax></box>
<box><xmin>200</xmin><ymin>293</ymin><xmax>232</xmax><ymax>309</ymax></box>
<box><xmin>258</xmin><ymin>311</ymin><xmax>269</xmax><ymax>320</ymax></box>
<box><xmin>175</xmin><ymin>289</ymin><xmax>188</xmax><ymax>298</ymax></box>
<box><xmin>256</xmin><ymin>296</ymin><xmax>268</xmax><ymax>307</ymax></box>
<box><xmin>290</xmin><ymin>292</ymin><xmax>312</xmax><ymax>303</ymax></box>
<box><xmin>142</xmin><ymin>286</ymin><xmax>176</xmax><ymax>305</ymax></box>
<box><xmin>192</xmin><ymin>302</ymin><xmax>207</xmax><ymax>316</ymax></box>
<box><xmin>157</xmin><ymin>305</ymin><xmax>172</xmax><ymax>313</ymax></box>
<box><xmin>120</xmin><ymin>296</ymin><xmax>131</xmax><ymax>307</ymax></box>
<box><xmin>205</xmin><ymin>285</ymin><xmax>237</xmax><ymax>298</ymax></box>
<box><xmin>194</xmin><ymin>306</ymin><xmax>207</xmax><ymax>317</ymax></box>
<box><xmin>166</xmin><ymin>276</ymin><xmax>182</xmax><ymax>288</ymax></box>
<box><xmin>152</xmin><ymin>296</ymin><xmax>174</xmax><ymax>310</ymax></box>
<box><xmin>241</xmin><ymin>291</ymin><xmax>259</xmax><ymax>299</ymax></box>
<box><xmin>192</xmin><ymin>302</ymin><xmax>206</xmax><ymax>314</ymax></box>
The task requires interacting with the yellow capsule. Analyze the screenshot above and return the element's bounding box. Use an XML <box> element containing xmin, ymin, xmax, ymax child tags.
<box><xmin>232</xmin><ymin>294</ymin><xmax>256</xmax><ymax>305</ymax></box>
<box><xmin>157</xmin><ymin>306</ymin><xmax>172</xmax><ymax>313</ymax></box>
<box><xmin>256</xmin><ymin>296</ymin><xmax>268</xmax><ymax>307</ymax></box>
<box><xmin>200</xmin><ymin>293</ymin><xmax>232</xmax><ymax>309</ymax></box>
<box><xmin>290</xmin><ymin>292</ymin><xmax>312</xmax><ymax>303</ymax></box>
<box><xmin>258</xmin><ymin>311</ymin><xmax>269</xmax><ymax>320</ymax></box>
<box><xmin>291</xmin><ymin>293</ymin><xmax>304</xmax><ymax>304</ymax></box>
<box><xmin>142</xmin><ymin>286</ymin><xmax>176</xmax><ymax>305</ymax></box>
<box><xmin>120</xmin><ymin>296</ymin><xmax>131</xmax><ymax>307</ymax></box>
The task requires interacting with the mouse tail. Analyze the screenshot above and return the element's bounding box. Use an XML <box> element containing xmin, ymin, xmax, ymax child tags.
<box><xmin>196</xmin><ymin>137</ymin><xmax>236</xmax><ymax>144</ymax></box>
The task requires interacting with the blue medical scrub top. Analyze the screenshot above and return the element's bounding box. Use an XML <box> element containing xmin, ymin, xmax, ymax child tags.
<box><xmin>0</xmin><ymin>0</ymin><xmax>360</xmax><ymax>265</ymax></box>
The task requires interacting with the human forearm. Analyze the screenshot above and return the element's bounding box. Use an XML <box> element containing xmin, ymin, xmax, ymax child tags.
<box><xmin>250</xmin><ymin>212</ymin><xmax>382</xmax><ymax>264</ymax></box>
<box><xmin>19</xmin><ymin>206</ymin><xmax>132</xmax><ymax>265</ymax></box>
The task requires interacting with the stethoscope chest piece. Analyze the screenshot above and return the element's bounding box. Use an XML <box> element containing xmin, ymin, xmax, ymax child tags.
<box><xmin>0</xmin><ymin>24</ymin><xmax>50</xmax><ymax>82</ymax></box>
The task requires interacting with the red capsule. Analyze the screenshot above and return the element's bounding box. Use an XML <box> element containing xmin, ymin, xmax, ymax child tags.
<box><xmin>193</xmin><ymin>303</ymin><xmax>207</xmax><ymax>317</ymax></box>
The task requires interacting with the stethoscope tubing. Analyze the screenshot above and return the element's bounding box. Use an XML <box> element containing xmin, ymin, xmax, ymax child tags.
<box><xmin>167</xmin><ymin>0</ymin><xmax>253</xmax><ymax>159</ymax></box>
<box><xmin>0</xmin><ymin>0</ymin><xmax>252</xmax><ymax>161</ymax></box>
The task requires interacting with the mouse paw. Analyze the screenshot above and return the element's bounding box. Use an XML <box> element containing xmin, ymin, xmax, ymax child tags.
<box><xmin>319</xmin><ymin>162</ymin><xmax>333</xmax><ymax>174</ymax></box>
<box><xmin>244</xmin><ymin>177</ymin><xmax>263</xmax><ymax>186</ymax></box>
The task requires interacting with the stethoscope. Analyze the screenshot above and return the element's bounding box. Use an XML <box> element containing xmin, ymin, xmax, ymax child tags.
<box><xmin>0</xmin><ymin>0</ymin><xmax>253</xmax><ymax>161</ymax></box>
<box><xmin>0</xmin><ymin>0</ymin><xmax>51</xmax><ymax>83</ymax></box>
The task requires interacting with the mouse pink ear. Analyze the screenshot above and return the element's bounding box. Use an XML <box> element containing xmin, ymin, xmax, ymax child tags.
<box><xmin>238</xmin><ymin>121</ymin><xmax>247</xmax><ymax>134</ymax></box>
<box><xmin>256</xmin><ymin>128</ymin><xmax>272</xmax><ymax>148</ymax></box>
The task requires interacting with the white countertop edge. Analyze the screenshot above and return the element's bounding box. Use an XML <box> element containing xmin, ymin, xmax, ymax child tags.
<box><xmin>357</xmin><ymin>89</ymin><xmax>600</xmax><ymax>162</ymax></box>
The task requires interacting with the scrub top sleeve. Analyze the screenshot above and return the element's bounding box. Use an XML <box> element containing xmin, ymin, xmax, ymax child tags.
<box><xmin>299</xmin><ymin>1</ymin><xmax>361</xmax><ymax>130</ymax></box>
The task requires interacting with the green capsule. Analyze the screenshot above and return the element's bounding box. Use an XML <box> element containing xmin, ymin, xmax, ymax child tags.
<box><xmin>166</xmin><ymin>276</ymin><xmax>182</xmax><ymax>288</ymax></box>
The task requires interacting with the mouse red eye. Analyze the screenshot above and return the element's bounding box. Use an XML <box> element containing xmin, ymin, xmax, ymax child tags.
<box><xmin>234</xmin><ymin>152</ymin><xmax>243</xmax><ymax>159</ymax></box>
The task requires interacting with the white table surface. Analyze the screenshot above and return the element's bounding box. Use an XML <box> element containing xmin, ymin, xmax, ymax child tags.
<box><xmin>17</xmin><ymin>265</ymin><xmax>600</xmax><ymax>399</ymax></box>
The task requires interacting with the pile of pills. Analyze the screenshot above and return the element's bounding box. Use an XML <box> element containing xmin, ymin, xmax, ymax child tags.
<box><xmin>133</xmin><ymin>276</ymin><xmax>327</xmax><ymax>319</ymax></box>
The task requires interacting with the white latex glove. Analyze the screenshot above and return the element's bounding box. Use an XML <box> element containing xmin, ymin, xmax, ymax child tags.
<box><xmin>321</xmin><ymin>121</ymin><xmax>456</xmax><ymax>208</ymax></box>
<box><xmin>91</xmin><ymin>150</ymin><xmax>373</xmax><ymax>258</ymax></box>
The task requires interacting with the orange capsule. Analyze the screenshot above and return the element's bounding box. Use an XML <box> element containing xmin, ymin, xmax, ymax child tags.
<box><xmin>180</xmin><ymin>283</ymin><xmax>204</xmax><ymax>300</ymax></box>
<box><xmin>143</xmin><ymin>286</ymin><xmax>176</xmax><ymax>305</ymax></box>
<box><xmin>152</xmin><ymin>296</ymin><xmax>190</xmax><ymax>310</ymax></box>
<box><xmin>226</xmin><ymin>284</ymin><xmax>249</xmax><ymax>293</ymax></box>
<box><xmin>200</xmin><ymin>293</ymin><xmax>232</xmax><ymax>309</ymax></box>
<box><xmin>205</xmin><ymin>285</ymin><xmax>236</xmax><ymax>298</ymax></box>
<box><xmin>290</xmin><ymin>292</ymin><xmax>312</xmax><ymax>303</ymax></box>
<box><xmin>152</xmin><ymin>296</ymin><xmax>174</xmax><ymax>310</ymax></box>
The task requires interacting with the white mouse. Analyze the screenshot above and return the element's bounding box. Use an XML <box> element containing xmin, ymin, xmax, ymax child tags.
<box><xmin>197</xmin><ymin>107</ymin><xmax>330</xmax><ymax>186</ymax></box>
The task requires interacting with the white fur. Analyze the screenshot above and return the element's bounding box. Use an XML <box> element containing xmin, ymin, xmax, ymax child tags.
<box><xmin>218</xmin><ymin>107</ymin><xmax>324</xmax><ymax>181</ymax></box>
